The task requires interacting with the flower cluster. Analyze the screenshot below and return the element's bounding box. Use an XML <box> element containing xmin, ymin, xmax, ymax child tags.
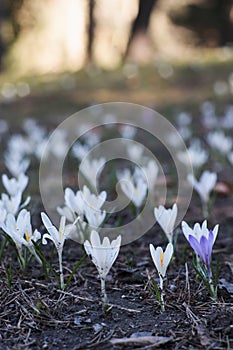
<box><xmin>0</xmin><ymin>111</ymin><xmax>228</xmax><ymax>310</ymax></box>
<box><xmin>0</xmin><ymin>154</ymin><xmax>40</xmax><ymax>267</ymax></box>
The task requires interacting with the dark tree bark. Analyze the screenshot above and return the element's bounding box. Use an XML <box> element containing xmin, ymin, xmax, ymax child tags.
<box><xmin>125</xmin><ymin>0</ymin><xmax>157</xmax><ymax>59</ymax></box>
<box><xmin>0</xmin><ymin>0</ymin><xmax>24</xmax><ymax>71</ymax></box>
<box><xmin>216</xmin><ymin>0</ymin><xmax>233</xmax><ymax>45</ymax></box>
<box><xmin>169</xmin><ymin>0</ymin><xmax>233</xmax><ymax>46</ymax></box>
<box><xmin>86</xmin><ymin>0</ymin><xmax>95</xmax><ymax>65</ymax></box>
<box><xmin>0</xmin><ymin>1</ymin><xmax>8</xmax><ymax>70</ymax></box>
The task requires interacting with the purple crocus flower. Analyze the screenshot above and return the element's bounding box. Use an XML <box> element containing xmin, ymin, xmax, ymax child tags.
<box><xmin>181</xmin><ymin>220</ymin><xmax>219</xmax><ymax>274</ymax></box>
<box><xmin>189</xmin><ymin>230</ymin><xmax>214</xmax><ymax>272</ymax></box>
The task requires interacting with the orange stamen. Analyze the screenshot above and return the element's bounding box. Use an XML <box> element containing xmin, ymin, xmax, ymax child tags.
<box><xmin>25</xmin><ymin>230</ymin><xmax>30</xmax><ymax>242</ymax></box>
<box><xmin>160</xmin><ymin>251</ymin><xmax>164</xmax><ymax>267</ymax></box>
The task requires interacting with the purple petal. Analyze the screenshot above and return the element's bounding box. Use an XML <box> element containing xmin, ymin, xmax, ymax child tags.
<box><xmin>208</xmin><ymin>230</ymin><xmax>214</xmax><ymax>250</ymax></box>
<box><xmin>207</xmin><ymin>230</ymin><xmax>214</xmax><ymax>265</ymax></box>
<box><xmin>200</xmin><ymin>235</ymin><xmax>210</xmax><ymax>267</ymax></box>
<box><xmin>188</xmin><ymin>235</ymin><xmax>205</xmax><ymax>262</ymax></box>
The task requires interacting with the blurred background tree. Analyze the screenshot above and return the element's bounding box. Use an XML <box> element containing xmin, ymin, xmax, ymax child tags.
<box><xmin>125</xmin><ymin>0</ymin><xmax>157</xmax><ymax>62</ymax></box>
<box><xmin>0</xmin><ymin>0</ymin><xmax>24</xmax><ymax>70</ymax></box>
<box><xmin>0</xmin><ymin>0</ymin><xmax>232</xmax><ymax>76</ymax></box>
<box><xmin>169</xmin><ymin>0</ymin><xmax>233</xmax><ymax>46</ymax></box>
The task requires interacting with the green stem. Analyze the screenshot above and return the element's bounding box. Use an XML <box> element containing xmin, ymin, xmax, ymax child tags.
<box><xmin>76</xmin><ymin>217</ymin><xmax>85</xmax><ymax>243</ymax></box>
<box><xmin>101</xmin><ymin>277</ymin><xmax>108</xmax><ymax>306</ymax></box>
<box><xmin>17</xmin><ymin>246</ymin><xmax>26</xmax><ymax>271</ymax></box>
<box><xmin>208</xmin><ymin>269</ymin><xmax>217</xmax><ymax>301</ymax></box>
<box><xmin>159</xmin><ymin>275</ymin><xmax>165</xmax><ymax>312</ymax></box>
<box><xmin>58</xmin><ymin>251</ymin><xmax>64</xmax><ymax>290</ymax></box>
<box><xmin>202</xmin><ymin>201</ymin><xmax>209</xmax><ymax>219</ymax></box>
<box><xmin>0</xmin><ymin>236</ymin><xmax>8</xmax><ymax>262</ymax></box>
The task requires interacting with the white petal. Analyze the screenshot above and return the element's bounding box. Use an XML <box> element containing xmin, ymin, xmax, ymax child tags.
<box><xmin>181</xmin><ymin>221</ymin><xmax>192</xmax><ymax>240</ymax></box>
<box><xmin>164</xmin><ymin>243</ymin><xmax>174</xmax><ymax>268</ymax></box>
<box><xmin>42</xmin><ymin>233</ymin><xmax>55</xmax><ymax>245</ymax></box>
<box><xmin>150</xmin><ymin>244</ymin><xmax>162</xmax><ymax>275</ymax></box>
<box><xmin>41</xmin><ymin>212</ymin><xmax>53</xmax><ymax>230</ymax></box>
<box><xmin>212</xmin><ymin>224</ymin><xmax>219</xmax><ymax>242</ymax></box>
<box><xmin>90</xmin><ymin>230</ymin><xmax>101</xmax><ymax>249</ymax></box>
<box><xmin>41</xmin><ymin>212</ymin><xmax>59</xmax><ymax>242</ymax></box>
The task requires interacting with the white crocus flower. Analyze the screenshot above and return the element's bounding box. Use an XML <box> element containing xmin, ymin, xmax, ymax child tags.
<box><xmin>66</xmin><ymin>219</ymin><xmax>87</xmax><ymax>243</ymax></box>
<box><xmin>81</xmin><ymin>186</ymin><xmax>107</xmax><ymax>211</ymax></box>
<box><xmin>23</xmin><ymin>119</ymin><xmax>47</xmax><ymax>144</ymax></box>
<box><xmin>181</xmin><ymin>220</ymin><xmax>219</xmax><ymax>245</ymax></box>
<box><xmin>207</xmin><ymin>130</ymin><xmax>232</xmax><ymax>154</ymax></box>
<box><xmin>119</xmin><ymin>124</ymin><xmax>137</xmax><ymax>139</ymax></box>
<box><xmin>84</xmin><ymin>230</ymin><xmax>121</xmax><ymax>305</ymax></box>
<box><xmin>2</xmin><ymin>209</ymin><xmax>41</xmax><ymax>263</ymax></box>
<box><xmin>176</xmin><ymin>112</ymin><xmax>192</xmax><ymax>126</ymax></box>
<box><xmin>0</xmin><ymin>192</ymin><xmax>23</xmax><ymax>215</ymax></box>
<box><xmin>182</xmin><ymin>220</ymin><xmax>219</xmax><ymax>295</ymax></box>
<box><xmin>84</xmin><ymin>207</ymin><xmax>106</xmax><ymax>228</ymax></box>
<box><xmin>177</xmin><ymin>126</ymin><xmax>192</xmax><ymax>140</ymax></box>
<box><xmin>57</xmin><ymin>186</ymin><xmax>88</xmax><ymax>222</ymax></box>
<box><xmin>117</xmin><ymin>168</ymin><xmax>131</xmax><ymax>182</ymax></box>
<box><xmin>2</xmin><ymin>209</ymin><xmax>27</xmax><ymax>253</ymax></box>
<box><xmin>72</xmin><ymin>142</ymin><xmax>89</xmax><ymax>161</ymax></box>
<box><xmin>102</xmin><ymin>113</ymin><xmax>117</xmax><ymax>127</ymax></box>
<box><xmin>120</xmin><ymin>176</ymin><xmax>147</xmax><ymax>208</ymax></box>
<box><xmin>57</xmin><ymin>186</ymin><xmax>107</xmax><ymax>240</ymax></box>
<box><xmin>200</xmin><ymin>101</ymin><xmax>218</xmax><ymax>129</ymax></box>
<box><xmin>149</xmin><ymin>242</ymin><xmax>173</xmax><ymax>311</ymax></box>
<box><xmin>118</xmin><ymin>168</ymin><xmax>147</xmax><ymax>208</ymax></box>
<box><xmin>83</xmin><ymin>131</ymin><xmax>100</xmax><ymax>147</ymax></box>
<box><xmin>202</xmin><ymin>114</ymin><xmax>218</xmax><ymax>129</ymax></box>
<box><xmin>221</xmin><ymin>106</ymin><xmax>233</xmax><ymax>128</ymax></box>
<box><xmin>41</xmin><ymin>212</ymin><xmax>77</xmax><ymax>289</ymax></box>
<box><xmin>228</xmin><ymin>152</ymin><xmax>233</xmax><ymax>166</ymax></box>
<box><xmin>48</xmin><ymin>129</ymin><xmax>69</xmax><ymax>159</ymax></box>
<box><xmin>154</xmin><ymin>204</ymin><xmax>178</xmax><ymax>243</ymax></box>
<box><xmin>5</xmin><ymin>155</ymin><xmax>30</xmax><ymax>178</ymax></box>
<box><xmin>141</xmin><ymin>159</ymin><xmax>159</xmax><ymax>189</ymax></box>
<box><xmin>41</xmin><ymin>213</ymin><xmax>68</xmax><ymax>252</ymax></box>
<box><xmin>79</xmin><ymin>157</ymin><xmax>105</xmax><ymax>188</ymax></box>
<box><xmin>0</xmin><ymin>207</ymin><xmax>7</xmax><ymax>227</ymax></box>
<box><xmin>0</xmin><ymin>119</ymin><xmax>8</xmax><ymax>134</ymax></box>
<box><xmin>58</xmin><ymin>185</ymin><xmax>106</xmax><ymax>221</ymax></box>
<box><xmin>7</xmin><ymin>134</ymin><xmax>31</xmax><ymax>157</ymax></box>
<box><xmin>188</xmin><ymin>170</ymin><xmax>217</xmax><ymax>207</ymax></box>
<box><xmin>34</xmin><ymin>138</ymin><xmax>48</xmax><ymax>160</ymax></box>
<box><xmin>57</xmin><ymin>205</ymin><xmax>75</xmax><ymax>223</ymax></box>
<box><xmin>150</xmin><ymin>243</ymin><xmax>174</xmax><ymax>279</ymax></box>
<box><xmin>177</xmin><ymin>140</ymin><xmax>209</xmax><ymax>168</ymax></box>
<box><xmin>2</xmin><ymin>173</ymin><xmax>29</xmax><ymax>197</ymax></box>
<box><xmin>127</xmin><ymin>144</ymin><xmax>144</xmax><ymax>163</ymax></box>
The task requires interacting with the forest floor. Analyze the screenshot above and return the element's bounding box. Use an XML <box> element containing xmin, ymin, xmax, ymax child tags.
<box><xmin>0</xmin><ymin>61</ymin><xmax>233</xmax><ymax>349</ymax></box>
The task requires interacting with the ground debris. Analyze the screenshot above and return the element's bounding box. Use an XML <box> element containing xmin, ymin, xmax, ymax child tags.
<box><xmin>110</xmin><ymin>334</ymin><xmax>173</xmax><ymax>346</ymax></box>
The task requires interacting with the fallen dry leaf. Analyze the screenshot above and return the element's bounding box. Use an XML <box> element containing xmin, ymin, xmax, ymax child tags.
<box><xmin>197</xmin><ymin>324</ymin><xmax>211</xmax><ymax>346</ymax></box>
<box><xmin>110</xmin><ymin>335</ymin><xmax>173</xmax><ymax>346</ymax></box>
<box><xmin>215</xmin><ymin>181</ymin><xmax>233</xmax><ymax>195</ymax></box>
<box><xmin>219</xmin><ymin>278</ymin><xmax>233</xmax><ymax>295</ymax></box>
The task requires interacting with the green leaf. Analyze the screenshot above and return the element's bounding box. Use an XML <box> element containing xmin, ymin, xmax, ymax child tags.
<box><xmin>213</xmin><ymin>255</ymin><xmax>220</xmax><ymax>289</ymax></box>
<box><xmin>192</xmin><ymin>254</ymin><xmax>214</xmax><ymax>298</ymax></box>
<box><xmin>32</xmin><ymin>240</ymin><xmax>60</xmax><ymax>286</ymax></box>
<box><xmin>64</xmin><ymin>254</ymin><xmax>86</xmax><ymax>290</ymax></box>
<box><xmin>151</xmin><ymin>278</ymin><xmax>162</xmax><ymax>304</ymax></box>
<box><xmin>0</xmin><ymin>235</ymin><xmax>8</xmax><ymax>262</ymax></box>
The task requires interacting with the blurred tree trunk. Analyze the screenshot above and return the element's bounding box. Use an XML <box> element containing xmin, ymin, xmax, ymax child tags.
<box><xmin>86</xmin><ymin>0</ymin><xmax>95</xmax><ymax>66</ymax></box>
<box><xmin>169</xmin><ymin>0</ymin><xmax>233</xmax><ymax>46</ymax></box>
<box><xmin>125</xmin><ymin>0</ymin><xmax>157</xmax><ymax>60</ymax></box>
<box><xmin>0</xmin><ymin>5</ymin><xmax>5</xmax><ymax>70</ymax></box>
<box><xmin>0</xmin><ymin>0</ymin><xmax>24</xmax><ymax>71</ymax></box>
<box><xmin>216</xmin><ymin>0</ymin><xmax>233</xmax><ymax>45</ymax></box>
